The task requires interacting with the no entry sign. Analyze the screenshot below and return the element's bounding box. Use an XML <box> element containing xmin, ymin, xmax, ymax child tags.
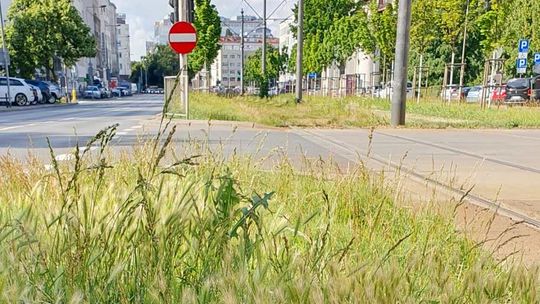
<box><xmin>168</xmin><ymin>22</ymin><xmax>197</xmax><ymax>54</ymax></box>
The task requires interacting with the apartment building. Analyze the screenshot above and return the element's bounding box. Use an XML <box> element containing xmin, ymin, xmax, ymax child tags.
<box><xmin>117</xmin><ymin>13</ymin><xmax>131</xmax><ymax>79</ymax></box>
<box><xmin>211</xmin><ymin>36</ymin><xmax>279</xmax><ymax>88</ymax></box>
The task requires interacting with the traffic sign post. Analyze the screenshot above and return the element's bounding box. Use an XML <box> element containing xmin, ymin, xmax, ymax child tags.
<box><xmin>516</xmin><ymin>58</ymin><xmax>527</xmax><ymax>75</ymax></box>
<box><xmin>167</xmin><ymin>20</ymin><xmax>197</xmax><ymax>119</ymax></box>
<box><xmin>168</xmin><ymin>22</ymin><xmax>197</xmax><ymax>55</ymax></box>
<box><xmin>518</xmin><ymin>39</ymin><xmax>530</xmax><ymax>53</ymax></box>
<box><xmin>534</xmin><ymin>53</ymin><xmax>540</xmax><ymax>65</ymax></box>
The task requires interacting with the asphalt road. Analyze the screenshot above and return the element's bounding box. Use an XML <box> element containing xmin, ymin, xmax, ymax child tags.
<box><xmin>1</xmin><ymin>95</ymin><xmax>540</xmax><ymax>228</ymax></box>
<box><xmin>0</xmin><ymin>94</ymin><xmax>164</xmax><ymax>159</ymax></box>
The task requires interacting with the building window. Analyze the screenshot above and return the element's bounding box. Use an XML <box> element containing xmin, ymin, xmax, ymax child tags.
<box><xmin>120</xmin><ymin>64</ymin><xmax>123</xmax><ymax>70</ymax></box>
<box><xmin>224</xmin><ymin>55</ymin><xmax>228</xmax><ymax>59</ymax></box>
<box><xmin>119</xmin><ymin>53</ymin><xmax>122</xmax><ymax>58</ymax></box>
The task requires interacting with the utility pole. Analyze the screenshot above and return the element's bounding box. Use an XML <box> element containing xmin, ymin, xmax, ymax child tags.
<box><xmin>458</xmin><ymin>0</ymin><xmax>470</xmax><ymax>101</ymax></box>
<box><xmin>390</xmin><ymin>0</ymin><xmax>412</xmax><ymax>126</ymax></box>
<box><xmin>295</xmin><ymin>0</ymin><xmax>304</xmax><ymax>103</ymax></box>
<box><xmin>0</xmin><ymin>0</ymin><xmax>12</xmax><ymax>108</ymax></box>
<box><xmin>262</xmin><ymin>0</ymin><xmax>266</xmax><ymax>75</ymax></box>
<box><xmin>241</xmin><ymin>8</ymin><xmax>245</xmax><ymax>95</ymax></box>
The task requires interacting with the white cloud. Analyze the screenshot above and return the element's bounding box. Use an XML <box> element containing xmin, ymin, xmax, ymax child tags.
<box><xmin>112</xmin><ymin>0</ymin><xmax>295</xmax><ymax>61</ymax></box>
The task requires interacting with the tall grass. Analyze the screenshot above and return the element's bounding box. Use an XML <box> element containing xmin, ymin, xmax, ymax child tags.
<box><xmin>184</xmin><ymin>93</ymin><xmax>540</xmax><ymax>129</ymax></box>
<box><xmin>0</xmin><ymin>125</ymin><xmax>538</xmax><ymax>302</ymax></box>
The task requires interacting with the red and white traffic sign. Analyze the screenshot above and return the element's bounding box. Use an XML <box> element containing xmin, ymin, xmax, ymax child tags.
<box><xmin>168</xmin><ymin>22</ymin><xmax>197</xmax><ymax>54</ymax></box>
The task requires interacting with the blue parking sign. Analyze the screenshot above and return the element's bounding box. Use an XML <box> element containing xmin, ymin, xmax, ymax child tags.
<box><xmin>518</xmin><ymin>39</ymin><xmax>530</xmax><ymax>53</ymax></box>
<box><xmin>517</xmin><ymin>58</ymin><xmax>527</xmax><ymax>68</ymax></box>
<box><xmin>535</xmin><ymin>53</ymin><xmax>540</xmax><ymax>65</ymax></box>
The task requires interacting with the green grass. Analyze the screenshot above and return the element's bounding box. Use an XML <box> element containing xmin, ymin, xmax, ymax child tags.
<box><xmin>186</xmin><ymin>93</ymin><xmax>386</xmax><ymax>127</ymax></box>
<box><xmin>0</xmin><ymin>124</ymin><xmax>537</xmax><ymax>302</ymax></box>
<box><xmin>181</xmin><ymin>93</ymin><xmax>540</xmax><ymax>129</ymax></box>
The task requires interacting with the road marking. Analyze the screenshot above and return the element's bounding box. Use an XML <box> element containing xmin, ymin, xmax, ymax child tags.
<box><xmin>132</xmin><ymin>125</ymin><xmax>143</xmax><ymax>129</ymax></box>
<box><xmin>117</xmin><ymin>132</ymin><xmax>128</xmax><ymax>136</ymax></box>
<box><xmin>0</xmin><ymin>123</ymin><xmax>36</xmax><ymax>131</ymax></box>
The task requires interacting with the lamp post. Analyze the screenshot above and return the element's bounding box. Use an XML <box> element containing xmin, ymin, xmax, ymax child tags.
<box><xmin>0</xmin><ymin>0</ymin><xmax>12</xmax><ymax>107</ymax></box>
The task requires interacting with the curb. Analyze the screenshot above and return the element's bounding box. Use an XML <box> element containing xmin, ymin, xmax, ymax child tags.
<box><xmin>0</xmin><ymin>102</ymin><xmax>78</xmax><ymax>113</ymax></box>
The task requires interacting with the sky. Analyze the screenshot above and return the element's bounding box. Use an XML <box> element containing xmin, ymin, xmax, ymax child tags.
<box><xmin>112</xmin><ymin>0</ymin><xmax>295</xmax><ymax>61</ymax></box>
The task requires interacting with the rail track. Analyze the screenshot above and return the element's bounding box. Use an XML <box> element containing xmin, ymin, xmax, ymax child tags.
<box><xmin>293</xmin><ymin>128</ymin><xmax>540</xmax><ymax>230</ymax></box>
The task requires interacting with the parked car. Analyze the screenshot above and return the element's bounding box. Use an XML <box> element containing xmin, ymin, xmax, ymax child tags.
<box><xmin>28</xmin><ymin>84</ymin><xmax>43</xmax><ymax>105</ymax></box>
<box><xmin>441</xmin><ymin>85</ymin><xmax>462</xmax><ymax>100</ymax></box>
<box><xmin>0</xmin><ymin>77</ymin><xmax>36</xmax><ymax>106</ymax></box>
<box><xmin>466</xmin><ymin>86</ymin><xmax>483</xmax><ymax>102</ymax></box>
<box><xmin>377</xmin><ymin>81</ymin><xmax>414</xmax><ymax>99</ymax></box>
<box><xmin>103</xmin><ymin>88</ymin><xmax>113</xmax><ymax>98</ymax></box>
<box><xmin>43</xmin><ymin>81</ymin><xmax>65</xmax><ymax>103</ymax></box>
<box><xmin>491</xmin><ymin>85</ymin><xmax>507</xmax><ymax>103</ymax></box>
<box><xmin>83</xmin><ymin>86</ymin><xmax>102</xmax><ymax>99</ymax></box>
<box><xmin>505</xmin><ymin>78</ymin><xmax>531</xmax><ymax>103</ymax></box>
<box><xmin>25</xmin><ymin>80</ymin><xmax>53</xmax><ymax>104</ymax></box>
<box><xmin>462</xmin><ymin>87</ymin><xmax>472</xmax><ymax>98</ymax></box>
<box><xmin>118</xmin><ymin>86</ymin><xmax>130</xmax><ymax>96</ymax></box>
<box><xmin>531</xmin><ymin>76</ymin><xmax>540</xmax><ymax>101</ymax></box>
<box><xmin>111</xmin><ymin>88</ymin><xmax>122</xmax><ymax>97</ymax></box>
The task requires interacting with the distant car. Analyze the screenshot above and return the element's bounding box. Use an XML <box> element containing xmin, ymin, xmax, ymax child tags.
<box><xmin>43</xmin><ymin>81</ymin><xmax>65</xmax><ymax>103</ymax></box>
<box><xmin>505</xmin><ymin>78</ymin><xmax>531</xmax><ymax>103</ymax></box>
<box><xmin>491</xmin><ymin>85</ymin><xmax>507</xmax><ymax>103</ymax></box>
<box><xmin>0</xmin><ymin>77</ymin><xmax>35</xmax><ymax>106</ymax></box>
<box><xmin>25</xmin><ymin>79</ymin><xmax>53</xmax><ymax>104</ymax></box>
<box><xmin>531</xmin><ymin>76</ymin><xmax>540</xmax><ymax>101</ymax></box>
<box><xmin>28</xmin><ymin>84</ymin><xmax>43</xmax><ymax>105</ymax></box>
<box><xmin>378</xmin><ymin>81</ymin><xmax>414</xmax><ymax>99</ymax></box>
<box><xmin>441</xmin><ymin>85</ymin><xmax>461</xmax><ymax>100</ymax></box>
<box><xmin>111</xmin><ymin>88</ymin><xmax>121</xmax><ymax>97</ymax></box>
<box><xmin>118</xmin><ymin>86</ymin><xmax>132</xmax><ymax>96</ymax></box>
<box><xmin>84</xmin><ymin>86</ymin><xmax>101</xmax><ymax>99</ymax></box>
<box><xmin>466</xmin><ymin>86</ymin><xmax>483</xmax><ymax>102</ymax></box>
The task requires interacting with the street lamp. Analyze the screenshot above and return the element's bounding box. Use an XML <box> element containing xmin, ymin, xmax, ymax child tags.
<box><xmin>0</xmin><ymin>0</ymin><xmax>12</xmax><ymax>107</ymax></box>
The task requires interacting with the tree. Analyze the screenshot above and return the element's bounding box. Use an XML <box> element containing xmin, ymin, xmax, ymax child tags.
<box><xmin>244</xmin><ymin>46</ymin><xmax>288</xmax><ymax>98</ymax></box>
<box><xmin>366</xmin><ymin>1</ymin><xmax>398</xmax><ymax>71</ymax></box>
<box><xmin>292</xmin><ymin>0</ymin><xmax>362</xmax><ymax>74</ymax></box>
<box><xmin>188</xmin><ymin>0</ymin><xmax>221</xmax><ymax>84</ymax></box>
<box><xmin>142</xmin><ymin>45</ymin><xmax>180</xmax><ymax>86</ymax></box>
<box><xmin>500</xmin><ymin>0</ymin><xmax>540</xmax><ymax>76</ymax></box>
<box><xmin>6</xmin><ymin>0</ymin><xmax>96</xmax><ymax>80</ymax></box>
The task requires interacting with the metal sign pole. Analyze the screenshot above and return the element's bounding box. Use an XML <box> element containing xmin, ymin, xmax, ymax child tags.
<box><xmin>0</xmin><ymin>1</ymin><xmax>11</xmax><ymax>107</ymax></box>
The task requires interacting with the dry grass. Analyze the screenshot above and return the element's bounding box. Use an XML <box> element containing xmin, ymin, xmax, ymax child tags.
<box><xmin>182</xmin><ymin>93</ymin><xmax>540</xmax><ymax>129</ymax></box>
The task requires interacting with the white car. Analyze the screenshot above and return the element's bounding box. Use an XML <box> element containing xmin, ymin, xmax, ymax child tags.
<box><xmin>28</xmin><ymin>84</ymin><xmax>43</xmax><ymax>104</ymax></box>
<box><xmin>377</xmin><ymin>81</ymin><xmax>414</xmax><ymax>99</ymax></box>
<box><xmin>0</xmin><ymin>77</ymin><xmax>36</xmax><ymax>106</ymax></box>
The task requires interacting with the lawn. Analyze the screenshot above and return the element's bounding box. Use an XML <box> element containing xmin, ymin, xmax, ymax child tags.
<box><xmin>178</xmin><ymin>92</ymin><xmax>540</xmax><ymax>129</ymax></box>
<box><xmin>0</xmin><ymin>124</ymin><xmax>537</xmax><ymax>302</ymax></box>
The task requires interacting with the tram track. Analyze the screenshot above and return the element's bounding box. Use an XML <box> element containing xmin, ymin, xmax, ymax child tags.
<box><xmin>293</xmin><ymin>128</ymin><xmax>540</xmax><ymax>230</ymax></box>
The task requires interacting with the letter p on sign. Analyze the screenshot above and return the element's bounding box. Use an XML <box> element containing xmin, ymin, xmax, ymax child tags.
<box><xmin>519</xmin><ymin>39</ymin><xmax>530</xmax><ymax>53</ymax></box>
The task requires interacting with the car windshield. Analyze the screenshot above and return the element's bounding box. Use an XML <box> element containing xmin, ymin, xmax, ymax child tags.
<box><xmin>507</xmin><ymin>78</ymin><xmax>529</xmax><ymax>88</ymax></box>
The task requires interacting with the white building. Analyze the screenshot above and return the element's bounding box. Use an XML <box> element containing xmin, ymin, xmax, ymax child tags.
<box><xmin>211</xmin><ymin>36</ymin><xmax>279</xmax><ymax>88</ymax></box>
<box><xmin>117</xmin><ymin>13</ymin><xmax>131</xmax><ymax>79</ymax></box>
<box><xmin>278</xmin><ymin>19</ymin><xmax>295</xmax><ymax>84</ymax></box>
<box><xmin>71</xmin><ymin>0</ymin><xmax>120</xmax><ymax>86</ymax></box>
<box><xmin>154</xmin><ymin>17</ymin><xmax>172</xmax><ymax>45</ymax></box>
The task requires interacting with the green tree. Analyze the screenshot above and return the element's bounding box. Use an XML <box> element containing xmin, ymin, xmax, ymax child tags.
<box><xmin>366</xmin><ymin>1</ymin><xmax>398</xmax><ymax>71</ymax></box>
<box><xmin>188</xmin><ymin>0</ymin><xmax>221</xmax><ymax>83</ymax></box>
<box><xmin>244</xmin><ymin>46</ymin><xmax>288</xmax><ymax>98</ymax></box>
<box><xmin>293</xmin><ymin>0</ymin><xmax>361</xmax><ymax>74</ymax></box>
<box><xmin>6</xmin><ymin>0</ymin><xmax>96</xmax><ymax>79</ymax></box>
<box><xmin>500</xmin><ymin>0</ymin><xmax>540</xmax><ymax>76</ymax></box>
<box><xmin>142</xmin><ymin>45</ymin><xmax>180</xmax><ymax>86</ymax></box>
